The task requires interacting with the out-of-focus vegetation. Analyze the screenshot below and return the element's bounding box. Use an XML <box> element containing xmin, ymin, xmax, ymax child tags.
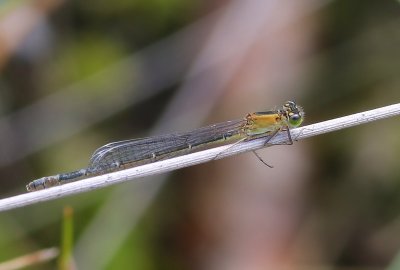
<box><xmin>0</xmin><ymin>0</ymin><xmax>399</xmax><ymax>269</ymax></box>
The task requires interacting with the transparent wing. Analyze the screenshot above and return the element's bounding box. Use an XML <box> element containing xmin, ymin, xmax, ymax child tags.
<box><xmin>88</xmin><ymin>119</ymin><xmax>246</xmax><ymax>172</ymax></box>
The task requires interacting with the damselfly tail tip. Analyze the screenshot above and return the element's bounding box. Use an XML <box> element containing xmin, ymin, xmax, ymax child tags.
<box><xmin>26</xmin><ymin>175</ymin><xmax>60</xmax><ymax>192</ymax></box>
<box><xmin>26</xmin><ymin>178</ymin><xmax>44</xmax><ymax>192</ymax></box>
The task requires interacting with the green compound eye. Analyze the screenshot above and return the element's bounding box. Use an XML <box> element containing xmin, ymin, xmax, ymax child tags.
<box><xmin>288</xmin><ymin>113</ymin><xmax>303</xmax><ymax>128</ymax></box>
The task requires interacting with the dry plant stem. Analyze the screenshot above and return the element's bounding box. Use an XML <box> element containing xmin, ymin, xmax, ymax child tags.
<box><xmin>0</xmin><ymin>103</ymin><xmax>399</xmax><ymax>212</ymax></box>
<box><xmin>0</xmin><ymin>247</ymin><xmax>59</xmax><ymax>269</ymax></box>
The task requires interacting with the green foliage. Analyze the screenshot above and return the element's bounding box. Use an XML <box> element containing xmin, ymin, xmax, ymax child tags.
<box><xmin>58</xmin><ymin>207</ymin><xmax>74</xmax><ymax>270</ymax></box>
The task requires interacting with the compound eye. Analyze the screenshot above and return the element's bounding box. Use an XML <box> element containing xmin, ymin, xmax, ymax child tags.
<box><xmin>291</xmin><ymin>114</ymin><xmax>300</xmax><ymax>120</ymax></box>
<box><xmin>288</xmin><ymin>113</ymin><xmax>303</xmax><ymax>127</ymax></box>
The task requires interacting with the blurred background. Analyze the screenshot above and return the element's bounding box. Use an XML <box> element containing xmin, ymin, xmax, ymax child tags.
<box><xmin>0</xmin><ymin>0</ymin><xmax>399</xmax><ymax>269</ymax></box>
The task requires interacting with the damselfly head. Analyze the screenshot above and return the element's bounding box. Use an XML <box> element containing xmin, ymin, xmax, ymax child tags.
<box><xmin>283</xmin><ymin>101</ymin><xmax>304</xmax><ymax>128</ymax></box>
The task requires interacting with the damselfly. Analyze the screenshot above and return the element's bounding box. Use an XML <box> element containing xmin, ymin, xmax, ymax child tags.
<box><xmin>26</xmin><ymin>101</ymin><xmax>304</xmax><ymax>191</ymax></box>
